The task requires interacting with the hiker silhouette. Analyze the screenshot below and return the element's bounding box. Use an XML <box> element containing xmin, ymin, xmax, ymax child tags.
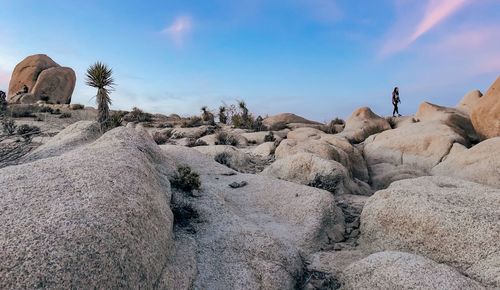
<box><xmin>392</xmin><ymin>87</ymin><xmax>401</xmax><ymax>117</ymax></box>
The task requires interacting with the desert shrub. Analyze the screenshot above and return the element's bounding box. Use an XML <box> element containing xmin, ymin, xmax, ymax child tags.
<box><xmin>153</xmin><ymin>131</ymin><xmax>170</xmax><ymax>145</ymax></box>
<box><xmin>40</xmin><ymin>95</ymin><xmax>50</xmax><ymax>102</ymax></box>
<box><xmin>124</xmin><ymin>107</ymin><xmax>153</xmax><ymax>123</ymax></box>
<box><xmin>214</xmin><ymin>152</ymin><xmax>231</xmax><ymax>166</ymax></box>
<box><xmin>194</xmin><ymin>139</ymin><xmax>208</xmax><ymax>147</ymax></box>
<box><xmin>108</xmin><ymin>110</ymin><xmax>127</xmax><ymax>129</ymax></box>
<box><xmin>34</xmin><ymin>115</ymin><xmax>44</xmax><ymax>122</ymax></box>
<box><xmin>181</xmin><ymin>116</ymin><xmax>202</xmax><ymax>128</ymax></box>
<box><xmin>308</xmin><ymin>174</ymin><xmax>342</xmax><ymax>193</ymax></box>
<box><xmin>264</xmin><ymin>131</ymin><xmax>275</xmax><ymax>142</ymax></box>
<box><xmin>59</xmin><ymin>112</ymin><xmax>72</xmax><ymax>119</ymax></box>
<box><xmin>70</xmin><ymin>104</ymin><xmax>85</xmax><ymax>110</ymax></box>
<box><xmin>52</xmin><ymin>108</ymin><xmax>61</xmax><ymax>115</ymax></box>
<box><xmin>218</xmin><ymin>106</ymin><xmax>227</xmax><ymax>124</ymax></box>
<box><xmin>214</xmin><ymin>131</ymin><xmax>239</xmax><ymax>146</ymax></box>
<box><xmin>231</xmin><ymin>114</ymin><xmax>255</xmax><ymax>130</ymax></box>
<box><xmin>252</xmin><ymin>115</ymin><xmax>267</xmax><ymax>131</ymax></box>
<box><xmin>170</xmin><ymin>165</ymin><xmax>201</xmax><ymax>192</ymax></box>
<box><xmin>39</xmin><ymin>106</ymin><xmax>54</xmax><ymax>113</ymax></box>
<box><xmin>16</xmin><ymin>124</ymin><xmax>41</xmax><ymax>141</ymax></box>
<box><xmin>2</xmin><ymin>118</ymin><xmax>17</xmax><ymax>135</ymax></box>
<box><xmin>201</xmin><ymin>106</ymin><xmax>215</xmax><ymax>125</ymax></box>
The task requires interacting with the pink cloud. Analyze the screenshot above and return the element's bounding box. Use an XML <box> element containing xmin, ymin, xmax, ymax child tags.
<box><xmin>381</xmin><ymin>0</ymin><xmax>470</xmax><ymax>56</ymax></box>
<box><xmin>162</xmin><ymin>15</ymin><xmax>193</xmax><ymax>47</ymax></box>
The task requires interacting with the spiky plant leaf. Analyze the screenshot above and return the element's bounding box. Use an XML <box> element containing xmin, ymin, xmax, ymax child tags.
<box><xmin>86</xmin><ymin>62</ymin><xmax>115</xmax><ymax>93</ymax></box>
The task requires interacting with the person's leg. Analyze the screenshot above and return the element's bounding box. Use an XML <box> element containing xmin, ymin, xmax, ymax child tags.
<box><xmin>393</xmin><ymin>105</ymin><xmax>397</xmax><ymax>116</ymax></box>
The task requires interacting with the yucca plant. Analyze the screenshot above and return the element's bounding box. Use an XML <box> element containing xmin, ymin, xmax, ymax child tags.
<box><xmin>86</xmin><ymin>62</ymin><xmax>115</xmax><ymax>130</ymax></box>
<box><xmin>218</xmin><ymin>106</ymin><xmax>227</xmax><ymax>124</ymax></box>
<box><xmin>238</xmin><ymin>100</ymin><xmax>248</xmax><ymax>120</ymax></box>
<box><xmin>200</xmin><ymin>106</ymin><xmax>214</xmax><ymax>125</ymax></box>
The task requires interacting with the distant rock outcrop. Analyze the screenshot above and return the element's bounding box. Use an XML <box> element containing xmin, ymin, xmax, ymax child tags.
<box><xmin>263</xmin><ymin>113</ymin><xmax>320</xmax><ymax>129</ymax></box>
<box><xmin>471</xmin><ymin>76</ymin><xmax>500</xmax><ymax>139</ymax></box>
<box><xmin>341</xmin><ymin>107</ymin><xmax>391</xmax><ymax>143</ymax></box>
<box><xmin>7</xmin><ymin>54</ymin><xmax>76</xmax><ymax>104</ymax></box>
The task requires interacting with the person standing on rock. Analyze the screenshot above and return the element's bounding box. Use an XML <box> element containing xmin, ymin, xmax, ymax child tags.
<box><xmin>392</xmin><ymin>87</ymin><xmax>401</xmax><ymax>117</ymax></box>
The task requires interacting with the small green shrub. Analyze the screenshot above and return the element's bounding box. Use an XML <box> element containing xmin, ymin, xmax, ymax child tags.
<box><xmin>214</xmin><ymin>131</ymin><xmax>239</xmax><ymax>146</ymax></box>
<box><xmin>2</xmin><ymin>118</ymin><xmax>17</xmax><ymax>135</ymax></box>
<box><xmin>170</xmin><ymin>165</ymin><xmax>201</xmax><ymax>192</ymax></box>
<box><xmin>16</xmin><ymin>124</ymin><xmax>41</xmax><ymax>141</ymax></box>
<box><xmin>108</xmin><ymin>111</ymin><xmax>127</xmax><ymax>129</ymax></box>
<box><xmin>59</xmin><ymin>112</ymin><xmax>72</xmax><ymax>119</ymax></box>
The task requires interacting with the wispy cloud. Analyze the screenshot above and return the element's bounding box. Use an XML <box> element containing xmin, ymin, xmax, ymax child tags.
<box><xmin>381</xmin><ymin>0</ymin><xmax>470</xmax><ymax>56</ymax></box>
<box><xmin>162</xmin><ymin>15</ymin><xmax>193</xmax><ymax>47</ymax></box>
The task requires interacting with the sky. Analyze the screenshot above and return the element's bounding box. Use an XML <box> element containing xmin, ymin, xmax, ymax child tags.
<box><xmin>0</xmin><ymin>0</ymin><xmax>499</xmax><ymax>121</ymax></box>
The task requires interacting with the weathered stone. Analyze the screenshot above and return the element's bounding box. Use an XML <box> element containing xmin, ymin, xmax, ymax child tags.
<box><xmin>339</xmin><ymin>251</ymin><xmax>485</xmax><ymax>290</ymax></box>
<box><xmin>32</xmin><ymin>66</ymin><xmax>76</xmax><ymax>104</ymax></box>
<box><xmin>471</xmin><ymin>76</ymin><xmax>500</xmax><ymax>139</ymax></box>
<box><xmin>359</xmin><ymin>176</ymin><xmax>500</xmax><ymax>288</ymax></box>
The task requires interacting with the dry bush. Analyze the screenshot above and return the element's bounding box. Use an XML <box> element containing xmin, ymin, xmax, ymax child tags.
<box><xmin>123</xmin><ymin>107</ymin><xmax>153</xmax><ymax>123</ymax></box>
<box><xmin>59</xmin><ymin>112</ymin><xmax>72</xmax><ymax>119</ymax></box>
<box><xmin>153</xmin><ymin>131</ymin><xmax>171</xmax><ymax>145</ymax></box>
<box><xmin>170</xmin><ymin>165</ymin><xmax>201</xmax><ymax>192</ymax></box>
<box><xmin>215</xmin><ymin>131</ymin><xmax>239</xmax><ymax>146</ymax></box>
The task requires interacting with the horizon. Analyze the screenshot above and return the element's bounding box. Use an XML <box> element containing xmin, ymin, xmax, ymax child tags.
<box><xmin>0</xmin><ymin>0</ymin><xmax>499</xmax><ymax>121</ymax></box>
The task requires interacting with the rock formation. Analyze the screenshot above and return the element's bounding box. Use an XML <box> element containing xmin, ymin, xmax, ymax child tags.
<box><xmin>7</xmin><ymin>54</ymin><xmax>76</xmax><ymax>104</ymax></box>
<box><xmin>471</xmin><ymin>76</ymin><xmax>500</xmax><ymax>139</ymax></box>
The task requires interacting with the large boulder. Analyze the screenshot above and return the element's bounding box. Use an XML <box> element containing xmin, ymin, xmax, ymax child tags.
<box><xmin>457</xmin><ymin>89</ymin><xmax>482</xmax><ymax>116</ymax></box>
<box><xmin>7</xmin><ymin>54</ymin><xmax>75</xmax><ymax>104</ymax></box>
<box><xmin>7</xmin><ymin>54</ymin><xmax>59</xmax><ymax>98</ymax></box>
<box><xmin>359</xmin><ymin>176</ymin><xmax>500</xmax><ymax>288</ymax></box>
<box><xmin>432</xmin><ymin>137</ymin><xmax>500</xmax><ymax>188</ymax></box>
<box><xmin>415</xmin><ymin>101</ymin><xmax>477</xmax><ymax>142</ymax></box>
<box><xmin>0</xmin><ymin>127</ymin><xmax>176</xmax><ymax>289</ymax></box>
<box><xmin>471</xmin><ymin>76</ymin><xmax>500</xmax><ymax>139</ymax></box>
<box><xmin>160</xmin><ymin>145</ymin><xmax>346</xmax><ymax>288</ymax></box>
<box><xmin>32</xmin><ymin>67</ymin><xmax>76</xmax><ymax>104</ymax></box>
<box><xmin>263</xmin><ymin>113</ymin><xmax>320</xmax><ymax>129</ymax></box>
<box><xmin>341</xmin><ymin>107</ymin><xmax>391</xmax><ymax>143</ymax></box>
<box><xmin>261</xmin><ymin>152</ymin><xmax>371</xmax><ymax>195</ymax></box>
<box><xmin>339</xmin><ymin>251</ymin><xmax>485</xmax><ymax>290</ymax></box>
<box><xmin>276</xmin><ymin>133</ymin><xmax>370</xmax><ymax>184</ymax></box>
<box><xmin>363</xmin><ymin>120</ymin><xmax>468</xmax><ymax>189</ymax></box>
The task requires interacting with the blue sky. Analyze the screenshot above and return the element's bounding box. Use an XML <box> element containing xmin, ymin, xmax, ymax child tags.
<box><xmin>0</xmin><ymin>0</ymin><xmax>499</xmax><ymax>121</ymax></box>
